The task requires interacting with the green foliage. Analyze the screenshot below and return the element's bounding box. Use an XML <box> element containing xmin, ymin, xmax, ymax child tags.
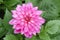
<box><xmin>4</xmin><ymin>0</ymin><xmax>21</xmax><ymax>7</ymax></box>
<box><xmin>0</xmin><ymin>18</ymin><xmax>2</xmax><ymax>26</ymax></box>
<box><xmin>51</xmin><ymin>34</ymin><xmax>60</xmax><ymax>40</ymax></box>
<box><xmin>0</xmin><ymin>27</ymin><xmax>7</xmax><ymax>38</ymax></box>
<box><xmin>0</xmin><ymin>0</ymin><xmax>60</xmax><ymax>40</ymax></box>
<box><xmin>25</xmin><ymin>36</ymin><xmax>36</xmax><ymax>40</ymax></box>
<box><xmin>39</xmin><ymin>31</ymin><xmax>51</xmax><ymax>40</ymax></box>
<box><xmin>52</xmin><ymin>0</ymin><xmax>60</xmax><ymax>12</ymax></box>
<box><xmin>25</xmin><ymin>0</ymin><xmax>41</xmax><ymax>6</ymax></box>
<box><xmin>39</xmin><ymin>26</ymin><xmax>51</xmax><ymax>40</ymax></box>
<box><xmin>15</xmin><ymin>34</ymin><xmax>23</xmax><ymax>40</ymax></box>
<box><xmin>45</xmin><ymin>20</ymin><xmax>60</xmax><ymax>34</ymax></box>
<box><xmin>4</xmin><ymin>0</ymin><xmax>22</xmax><ymax>10</ymax></box>
<box><xmin>0</xmin><ymin>0</ymin><xmax>3</xmax><ymax>3</ymax></box>
<box><xmin>25</xmin><ymin>35</ymin><xmax>41</xmax><ymax>40</ymax></box>
<box><xmin>4</xmin><ymin>34</ymin><xmax>18</xmax><ymax>40</ymax></box>
<box><xmin>0</xmin><ymin>18</ymin><xmax>7</xmax><ymax>38</ymax></box>
<box><xmin>3</xmin><ymin>9</ymin><xmax>13</xmax><ymax>33</ymax></box>
<box><xmin>40</xmin><ymin>0</ymin><xmax>59</xmax><ymax>21</ymax></box>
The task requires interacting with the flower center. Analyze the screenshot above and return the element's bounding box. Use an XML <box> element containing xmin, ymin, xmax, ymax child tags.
<box><xmin>24</xmin><ymin>16</ymin><xmax>31</xmax><ymax>23</ymax></box>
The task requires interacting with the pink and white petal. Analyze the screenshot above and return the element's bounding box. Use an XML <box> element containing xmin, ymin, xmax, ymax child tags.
<box><xmin>35</xmin><ymin>28</ymin><xmax>40</xmax><ymax>33</ymax></box>
<box><xmin>9</xmin><ymin>19</ymin><xmax>17</xmax><ymax>25</ymax></box>
<box><xmin>14</xmin><ymin>29</ymin><xmax>21</xmax><ymax>34</ymax></box>
<box><xmin>20</xmin><ymin>26</ymin><xmax>25</xmax><ymax>34</ymax></box>
<box><xmin>39</xmin><ymin>19</ymin><xmax>45</xmax><ymax>24</ymax></box>
<box><xmin>24</xmin><ymin>25</ymin><xmax>28</xmax><ymax>32</ymax></box>
<box><xmin>13</xmin><ymin>25</ymin><xmax>16</xmax><ymax>29</ymax></box>
<box><xmin>31</xmin><ymin>23</ymin><xmax>40</xmax><ymax>33</ymax></box>
<box><xmin>11</xmin><ymin>10</ymin><xmax>21</xmax><ymax>19</ymax></box>
<box><xmin>33</xmin><ymin>7</ymin><xmax>38</xmax><ymax>10</ymax></box>
<box><xmin>32</xmin><ymin>31</ymin><xmax>36</xmax><ymax>35</ymax></box>
<box><xmin>36</xmin><ymin>17</ymin><xmax>45</xmax><ymax>24</ymax></box>
<box><xmin>35</xmin><ymin>10</ymin><xmax>43</xmax><ymax>15</ymax></box>
<box><xmin>16</xmin><ymin>5</ymin><xmax>21</xmax><ymax>11</ymax></box>
<box><xmin>30</xmin><ymin>20</ymin><xmax>40</xmax><ymax>28</ymax></box>
<box><xmin>28</xmin><ymin>24</ymin><xmax>34</xmax><ymax>32</ymax></box>
<box><xmin>11</xmin><ymin>10</ymin><xmax>16</xmax><ymax>14</ymax></box>
<box><xmin>27</xmin><ymin>35</ymin><xmax>32</xmax><ymax>38</ymax></box>
<box><xmin>31</xmin><ymin>19</ymin><xmax>42</xmax><ymax>26</ymax></box>
<box><xmin>12</xmin><ymin>14</ymin><xmax>18</xmax><ymax>18</ymax></box>
<box><xmin>24</xmin><ymin>32</ymin><xmax>32</xmax><ymax>38</ymax></box>
<box><xmin>28</xmin><ymin>24</ymin><xmax>37</xmax><ymax>35</ymax></box>
<box><xmin>30</xmin><ymin>23</ymin><xmax>40</xmax><ymax>34</ymax></box>
<box><xmin>21</xmin><ymin>29</ymin><xmax>24</xmax><ymax>34</ymax></box>
<box><xmin>13</xmin><ymin>24</ymin><xmax>21</xmax><ymax>30</ymax></box>
<box><xmin>26</xmin><ymin>3</ymin><xmax>33</xmax><ymax>8</ymax></box>
<box><xmin>27</xmin><ymin>25</ymin><xmax>33</xmax><ymax>35</ymax></box>
<box><xmin>31</xmin><ymin>24</ymin><xmax>39</xmax><ymax>31</ymax></box>
<box><xmin>32</xmin><ymin>17</ymin><xmax>45</xmax><ymax>24</ymax></box>
<box><xmin>28</xmin><ymin>22</ymin><xmax>37</xmax><ymax>35</ymax></box>
<box><xmin>22</xmin><ymin>4</ymin><xmax>26</xmax><ymax>7</ymax></box>
<box><xmin>12</xmin><ymin>15</ymin><xmax>23</xmax><ymax>20</ymax></box>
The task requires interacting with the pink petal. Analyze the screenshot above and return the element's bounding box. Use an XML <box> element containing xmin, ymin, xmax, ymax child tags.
<box><xmin>11</xmin><ymin>10</ymin><xmax>16</xmax><ymax>14</ymax></box>
<box><xmin>24</xmin><ymin>32</ymin><xmax>32</xmax><ymax>38</ymax></box>
<box><xmin>9</xmin><ymin>19</ymin><xmax>17</xmax><ymax>25</ymax></box>
<box><xmin>14</xmin><ymin>29</ymin><xmax>21</xmax><ymax>34</ymax></box>
<box><xmin>26</xmin><ymin>3</ymin><xmax>33</xmax><ymax>8</ymax></box>
<box><xmin>16</xmin><ymin>5</ymin><xmax>21</xmax><ymax>11</ymax></box>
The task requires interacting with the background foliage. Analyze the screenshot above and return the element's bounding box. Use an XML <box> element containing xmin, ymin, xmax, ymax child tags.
<box><xmin>0</xmin><ymin>0</ymin><xmax>60</xmax><ymax>40</ymax></box>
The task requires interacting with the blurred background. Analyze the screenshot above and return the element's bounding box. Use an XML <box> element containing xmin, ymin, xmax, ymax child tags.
<box><xmin>0</xmin><ymin>0</ymin><xmax>60</xmax><ymax>40</ymax></box>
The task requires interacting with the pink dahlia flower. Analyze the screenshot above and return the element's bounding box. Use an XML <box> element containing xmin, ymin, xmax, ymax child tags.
<box><xmin>9</xmin><ymin>3</ymin><xmax>45</xmax><ymax>38</ymax></box>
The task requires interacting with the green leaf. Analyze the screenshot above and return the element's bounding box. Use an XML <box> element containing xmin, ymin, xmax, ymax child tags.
<box><xmin>45</xmin><ymin>20</ymin><xmax>60</xmax><ymax>34</ymax></box>
<box><xmin>0</xmin><ymin>0</ymin><xmax>3</xmax><ymax>3</ymax></box>
<box><xmin>51</xmin><ymin>34</ymin><xmax>60</xmax><ymax>40</ymax></box>
<box><xmin>0</xmin><ymin>18</ymin><xmax>2</xmax><ymax>27</ymax></box>
<box><xmin>57</xmin><ymin>27</ymin><xmax>60</xmax><ymax>33</ymax></box>
<box><xmin>3</xmin><ymin>9</ymin><xmax>13</xmax><ymax>33</ymax></box>
<box><xmin>25</xmin><ymin>35</ymin><xmax>41</xmax><ymax>40</ymax></box>
<box><xmin>15</xmin><ymin>34</ymin><xmax>23</xmax><ymax>40</ymax></box>
<box><xmin>25</xmin><ymin>36</ymin><xmax>37</xmax><ymax>40</ymax></box>
<box><xmin>4</xmin><ymin>0</ymin><xmax>22</xmax><ymax>7</ymax></box>
<box><xmin>4</xmin><ymin>34</ymin><xmax>18</xmax><ymax>40</ymax></box>
<box><xmin>40</xmin><ymin>33</ymin><xmax>50</xmax><ymax>40</ymax></box>
<box><xmin>0</xmin><ymin>27</ymin><xmax>7</xmax><ymax>38</ymax></box>
<box><xmin>39</xmin><ymin>28</ymin><xmax>51</xmax><ymax>40</ymax></box>
<box><xmin>0</xmin><ymin>18</ymin><xmax>7</xmax><ymax>38</ymax></box>
<box><xmin>25</xmin><ymin>0</ymin><xmax>40</xmax><ymax>6</ymax></box>
<box><xmin>52</xmin><ymin>0</ymin><xmax>60</xmax><ymax>12</ymax></box>
<box><xmin>40</xmin><ymin>0</ymin><xmax>59</xmax><ymax>21</ymax></box>
<box><xmin>4</xmin><ymin>0</ymin><xmax>22</xmax><ymax>10</ymax></box>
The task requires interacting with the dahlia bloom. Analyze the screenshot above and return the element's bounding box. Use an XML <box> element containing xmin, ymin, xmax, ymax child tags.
<box><xmin>9</xmin><ymin>3</ymin><xmax>45</xmax><ymax>38</ymax></box>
